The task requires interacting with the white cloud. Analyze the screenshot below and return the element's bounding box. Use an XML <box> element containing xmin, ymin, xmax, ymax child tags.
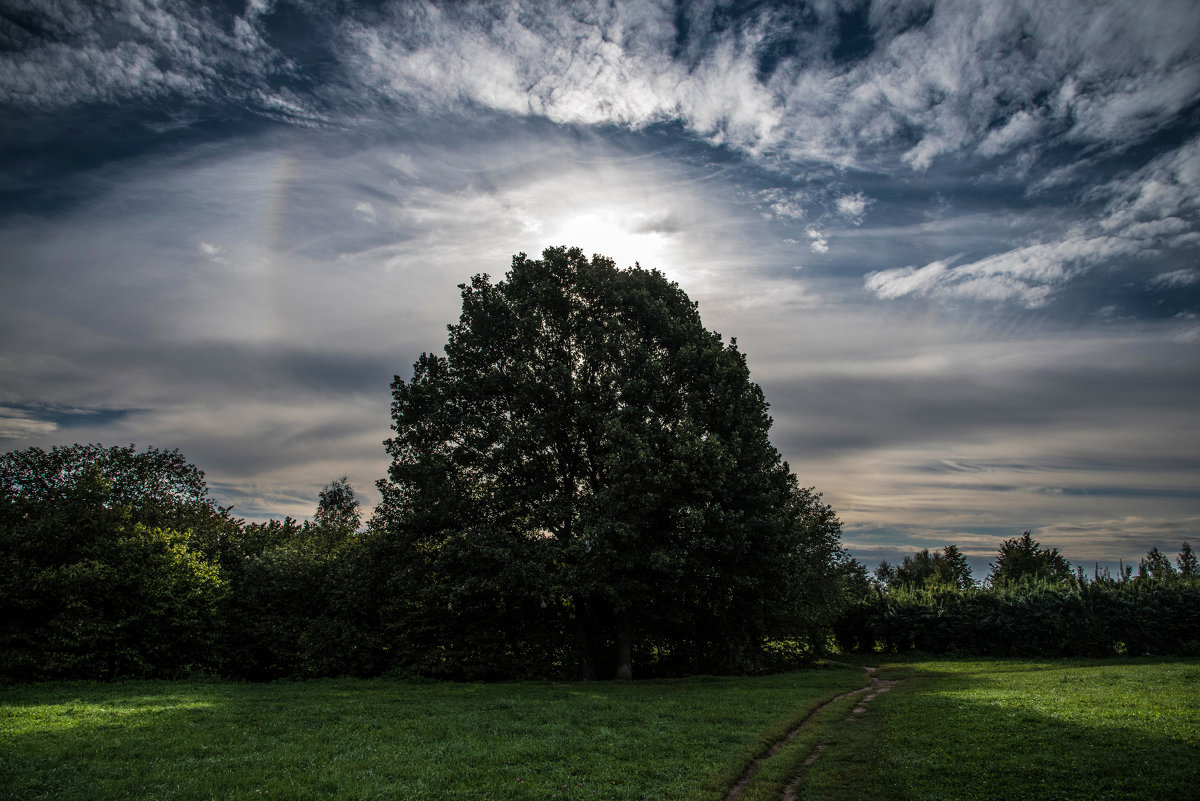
<box><xmin>760</xmin><ymin>189</ymin><xmax>806</xmax><ymax>221</ymax></box>
<box><xmin>340</xmin><ymin>0</ymin><xmax>788</xmax><ymax>151</ymax></box>
<box><xmin>835</xmin><ymin>192</ymin><xmax>870</xmax><ymax>224</ymax></box>
<box><xmin>1100</xmin><ymin>137</ymin><xmax>1200</xmax><ymax>236</ymax></box>
<box><xmin>197</xmin><ymin>241</ymin><xmax>228</xmax><ymax>264</ymax></box>
<box><xmin>336</xmin><ymin>0</ymin><xmax>1200</xmax><ymax>173</ymax></box>
<box><xmin>1065</xmin><ymin>62</ymin><xmax>1200</xmax><ymax>146</ymax></box>
<box><xmin>353</xmin><ymin>202</ymin><xmax>377</xmax><ymax>224</ymax></box>
<box><xmin>978</xmin><ymin>110</ymin><xmax>1043</xmax><ymax>157</ymax></box>
<box><xmin>806</xmin><ymin>227</ymin><xmax>828</xmax><ymax>253</ymax></box>
<box><xmin>6</xmin><ymin>0</ymin><xmax>1197</xmax><ymax>180</ymax></box>
<box><xmin>865</xmin><ymin>235</ymin><xmax>1143</xmax><ymax>307</ymax></box>
<box><xmin>1150</xmin><ymin>268</ymin><xmax>1200</xmax><ymax>288</ymax></box>
<box><xmin>864</xmin><ymin>257</ymin><xmax>957</xmax><ymax>300</ymax></box>
<box><xmin>0</xmin><ymin>0</ymin><xmax>312</xmax><ymax>119</ymax></box>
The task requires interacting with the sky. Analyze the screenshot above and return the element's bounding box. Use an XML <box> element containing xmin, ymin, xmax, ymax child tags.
<box><xmin>2</xmin><ymin>0</ymin><xmax>1199</xmax><ymax>577</ymax></box>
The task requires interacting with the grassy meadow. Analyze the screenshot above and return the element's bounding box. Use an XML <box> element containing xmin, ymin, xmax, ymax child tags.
<box><xmin>4</xmin><ymin>658</ymin><xmax>1197</xmax><ymax>801</ymax></box>
<box><xmin>0</xmin><ymin>666</ymin><xmax>864</xmax><ymax>801</ymax></box>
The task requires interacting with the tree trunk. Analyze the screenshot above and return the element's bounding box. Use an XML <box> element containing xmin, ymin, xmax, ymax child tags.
<box><xmin>614</xmin><ymin>613</ymin><xmax>633</xmax><ymax>681</ymax></box>
<box><xmin>573</xmin><ymin>600</ymin><xmax>597</xmax><ymax>680</ymax></box>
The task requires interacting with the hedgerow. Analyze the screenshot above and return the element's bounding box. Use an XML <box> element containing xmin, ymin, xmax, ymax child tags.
<box><xmin>836</xmin><ymin>577</ymin><xmax>1200</xmax><ymax>657</ymax></box>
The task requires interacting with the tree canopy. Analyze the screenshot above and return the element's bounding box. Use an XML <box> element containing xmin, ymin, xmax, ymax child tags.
<box><xmin>1178</xmin><ymin>542</ymin><xmax>1198</xmax><ymax>579</ymax></box>
<box><xmin>374</xmin><ymin>246</ymin><xmax>846</xmax><ymax>679</ymax></box>
<box><xmin>0</xmin><ymin>444</ymin><xmax>231</xmax><ymax>679</ymax></box>
<box><xmin>877</xmin><ymin>545</ymin><xmax>974</xmax><ymax>590</ymax></box>
<box><xmin>988</xmin><ymin>531</ymin><xmax>1073</xmax><ymax>585</ymax></box>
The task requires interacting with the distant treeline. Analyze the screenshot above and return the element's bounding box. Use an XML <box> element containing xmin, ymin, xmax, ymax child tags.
<box><xmin>834</xmin><ymin>536</ymin><xmax>1200</xmax><ymax>658</ymax></box>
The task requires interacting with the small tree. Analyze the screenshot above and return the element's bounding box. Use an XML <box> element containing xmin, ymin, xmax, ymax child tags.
<box><xmin>939</xmin><ymin>544</ymin><xmax>975</xmax><ymax>590</ymax></box>
<box><xmin>1177</xmin><ymin>542</ymin><xmax>1198</xmax><ymax>579</ymax></box>
<box><xmin>1139</xmin><ymin>546</ymin><xmax>1177</xmax><ymax>581</ymax></box>
<box><xmin>988</xmin><ymin>531</ymin><xmax>1072</xmax><ymax>585</ymax></box>
<box><xmin>885</xmin><ymin>545</ymin><xmax>973</xmax><ymax>590</ymax></box>
<box><xmin>893</xmin><ymin>548</ymin><xmax>938</xmax><ymax>587</ymax></box>
<box><xmin>313</xmin><ymin>476</ymin><xmax>360</xmax><ymax>541</ymax></box>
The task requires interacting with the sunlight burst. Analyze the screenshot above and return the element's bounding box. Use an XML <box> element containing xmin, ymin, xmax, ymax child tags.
<box><xmin>540</xmin><ymin>210</ymin><xmax>675</xmax><ymax>274</ymax></box>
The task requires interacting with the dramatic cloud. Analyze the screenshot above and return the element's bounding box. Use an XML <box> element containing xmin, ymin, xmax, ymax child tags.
<box><xmin>0</xmin><ymin>0</ymin><xmax>318</xmax><ymax>122</ymax></box>
<box><xmin>2</xmin><ymin>0</ymin><xmax>1198</xmax><ymax>573</ymax></box>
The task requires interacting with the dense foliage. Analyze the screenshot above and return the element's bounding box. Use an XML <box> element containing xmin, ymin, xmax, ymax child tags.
<box><xmin>873</xmin><ymin>545</ymin><xmax>973</xmax><ymax>590</ymax></box>
<box><xmin>0</xmin><ymin>445</ymin><xmax>231</xmax><ymax>679</ymax></box>
<box><xmin>988</xmin><ymin>530</ymin><xmax>1073</xmax><ymax>584</ymax></box>
<box><xmin>0</xmin><ymin>444</ymin><xmax>376</xmax><ymax>680</ymax></box>
<box><xmin>375</xmin><ymin>247</ymin><xmax>846</xmax><ymax>679</ymax></box>
<box><xmin>836</xmin><ymin>541</ymin><xmax>1200</xmax><ymax>658</ymax></box>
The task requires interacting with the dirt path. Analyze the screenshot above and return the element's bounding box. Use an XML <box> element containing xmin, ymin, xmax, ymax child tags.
<box><xmin>723</xmin><ymin>666</ymin><xmax>897</xmax><ymax>801</ymax></box>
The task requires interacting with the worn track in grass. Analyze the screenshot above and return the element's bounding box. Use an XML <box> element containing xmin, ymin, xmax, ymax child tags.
<box><xmin>724</xmin><ymin>666</ymin><xmax>898</xmax><ymax>801</ymax></box>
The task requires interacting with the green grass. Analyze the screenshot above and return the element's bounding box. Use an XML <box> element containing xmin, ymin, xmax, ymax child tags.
<box><xmin>8</xmin><ymin>658</ymin><xmax>1196</xmax><ymax>801</ymax></box>
<box><xmin>732</xmin><ymin>691</ymin><xmax>863</xmax><ymax>801</ymax></box>
<box><xmin>0</xmin><ymin>666</ymin><xmax>864</xmax><ymax>801</ymax></box>
<box><xmin>799</xmin><ymin>656</ymin><xmax>1200</xmax><ymax>801</ymax></box>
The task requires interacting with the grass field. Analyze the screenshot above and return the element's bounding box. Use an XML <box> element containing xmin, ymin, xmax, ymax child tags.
<box><xmin>0</xmin><ymin>666</ymin><xmax>864</xmax><ymax>801</ymax></box>
<box><xmin>4</xmin><ymin>658</ymin><xmax>1196</xmax><ymax>801</ymax></box>
<box><xmin>796</xmin><ymin>657</ymin><xmax>1200</xmax><ymax>801</ymax></box>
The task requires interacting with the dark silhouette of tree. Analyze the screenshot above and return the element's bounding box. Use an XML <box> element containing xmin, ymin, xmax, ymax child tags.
<box><xmin>939</xmin><ymin>544</ymin><xmax>975</xmax><ymax>589</ymax></box>
<box><xmin>882</xmin><ymin>545</ymin><xmax>974</xmax><ymax>590</ymax></box>
<box><xmin>374</xmin><ymin>246</ymin><xmax>845</xmax><ymax>679</ymax></box>
<box><xmin>893</xmin><ymin>549</ymin><xmax>937</xmax><ymax>587</ymax></box>
<box><xmin>988</xmin><ymin>531</ymin><xmax>1072</xmax><ymax>585</ymax></box>
<box><xmin>0</xmin><ymin>443</ymin><xmax>228</xmax><ymax>543</ymax></box>
<box><xmin>1177</xmin><ymin>542</ymin><xmax>1197</xmax><ymax>579</ymax></box>
<box><xmin>1139</xmin><ymin>546</ymin><xmax>1177</xmax><ymax>581</ymax></box>
<box><xmin>314</xmin><ymin>476</ymin><xmax>360</xmax><ymax>535</ymax></box>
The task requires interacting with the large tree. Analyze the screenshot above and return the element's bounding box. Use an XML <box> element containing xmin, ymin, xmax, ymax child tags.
<box><xmin>375</xmin><ymin>246</ymin><xmax>845</xmax><ymax>679</ymax></box>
